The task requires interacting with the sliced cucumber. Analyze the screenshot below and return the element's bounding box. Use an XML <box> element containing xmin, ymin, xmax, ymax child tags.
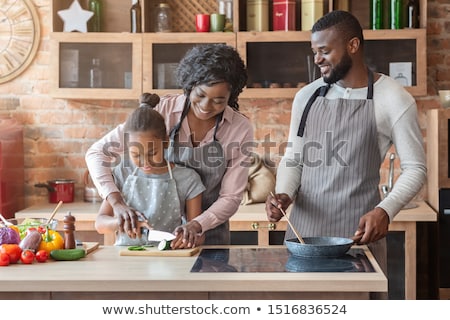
<box><xmin>158</xmin><ymin>239</ymin><xmax>172</xmax><ymax>251</ymax></box>
<box><xmin>50</xmin><ymin>248</ymin><xmax>86</xmax><ymax>261</ymax></box>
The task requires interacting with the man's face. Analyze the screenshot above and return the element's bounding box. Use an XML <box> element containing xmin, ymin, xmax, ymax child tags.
<box><xmin>311</xmin><ymin>28</ymin><xmax>353</xmax><ymax>84</ymax></box>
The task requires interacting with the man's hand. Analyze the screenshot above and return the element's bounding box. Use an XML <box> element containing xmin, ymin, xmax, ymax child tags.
<box><xmin>352</xmin><ymin>207</ymin><xmax>390</xmax><ymax>244</ymax></box>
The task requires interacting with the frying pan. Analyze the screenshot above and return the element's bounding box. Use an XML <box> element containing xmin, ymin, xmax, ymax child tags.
<box><xmin>284</xmin><ymin>236</ymin><xmax>354</xmax><ymax>258</ymax></box>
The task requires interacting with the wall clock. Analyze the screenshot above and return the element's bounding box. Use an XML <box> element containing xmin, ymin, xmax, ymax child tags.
<box><xmin>0</xmin><ymin>0</ymin><xmax>40</xmax><ymax>84</ymax></box>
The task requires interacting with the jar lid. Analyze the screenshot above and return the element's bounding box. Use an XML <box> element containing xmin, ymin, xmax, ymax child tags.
<box><xmin>158</xmin><ymin>3</ymin><xmax>170</xmax><ymax>8</ymax></box>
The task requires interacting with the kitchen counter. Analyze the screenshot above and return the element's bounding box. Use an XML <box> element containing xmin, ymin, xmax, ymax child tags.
<box><xmin>15</xmin><ymin>200</ymin><xmax>437</xmax><ymax>299</ymax></box>
<box><xmin>0</xmin><ymin>245</ymin><xmax>386</xmax><ymax>300</ymax></box>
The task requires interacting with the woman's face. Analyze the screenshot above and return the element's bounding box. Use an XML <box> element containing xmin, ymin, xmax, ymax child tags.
<box><xmin>127</xmin><ymin>131</ymin><xmax>167</xmax><ymax>175</ymax></box>
<box><xmin>189</xmin><ymin>82</ymin><xmax>231</xmax><ymax>121</ymax></box>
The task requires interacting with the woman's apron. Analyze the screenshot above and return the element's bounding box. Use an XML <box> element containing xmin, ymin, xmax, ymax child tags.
<box><xmin>293</xmin><ymin>71</ymin><xmax>387</xmax><ymax>276</ymax></box>
<box><xmin>114</xmin><ymin>162</ymin><xmax>182</xmax><ymax>246</ymax></box>
<box><xmin>166</xmin><ymin>100</ymin><xmax>229</xmax><ymax>245</ymax></box>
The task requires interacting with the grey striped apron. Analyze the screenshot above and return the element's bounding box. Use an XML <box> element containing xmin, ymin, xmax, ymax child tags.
<box><xmin>293</xmin><ymin>72</ymin><xmax>387</xmax><ymax>275</ymax></box>
<box><xmin>166</xmin><ymin>100</ymin><xmax>229</xmax><ymax>245</ymax></box>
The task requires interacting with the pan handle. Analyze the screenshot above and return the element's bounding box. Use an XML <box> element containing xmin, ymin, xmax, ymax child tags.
<box><xmin>34</xmin><ymin>183</ymin><xmax>56</xmax><ymax>193</ymax></box>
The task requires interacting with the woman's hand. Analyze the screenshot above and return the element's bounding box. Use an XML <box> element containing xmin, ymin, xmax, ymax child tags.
<box><xmin>171</xmin><ymin>220</ymin><xmax>204</xmax><ymax>249</ymax></box>
<box><xmin>107</xmin><ymin>192</ymin><xmax>147</xmax><ymax>238</ymax></box>
<box><xmin>266</xmin><ymin>193</ymin><xmax>292</xmax><ymax>222</ymax></box>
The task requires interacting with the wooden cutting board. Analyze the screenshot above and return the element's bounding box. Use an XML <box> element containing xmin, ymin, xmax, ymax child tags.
<box><xmin>80</xmin><ymin>242</ymin><xmax>100</xmax><ymax>255</ymax></box>
<box><xmin>119</xmin><ymin>246</ymin><xmax>200</xmax><ymax>257</ymax></box>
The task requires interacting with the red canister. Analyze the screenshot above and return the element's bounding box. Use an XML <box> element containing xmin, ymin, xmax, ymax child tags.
<box><xmin>273</xmin><ymin>0</ymin><xmax>296</xmax><ymax>31</ymax></box>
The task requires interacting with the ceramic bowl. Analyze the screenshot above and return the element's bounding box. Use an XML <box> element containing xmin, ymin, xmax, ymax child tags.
<box><xmin>439</xmin><ymin>90</ymin><xmax>450</xmax><ymax>109</ymax></box>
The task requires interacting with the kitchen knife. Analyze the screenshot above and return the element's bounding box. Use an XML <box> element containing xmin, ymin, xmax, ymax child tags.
<box><xmin>147</xmin><ymin>230</ymin><xmax>176</xmax><ymax>242</ymax></box>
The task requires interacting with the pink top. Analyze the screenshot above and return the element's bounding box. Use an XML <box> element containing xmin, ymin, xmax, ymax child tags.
<box><xmin>85</xmin><ymin>94</ymin><xmax>254</xmax><ymax>233</ymax></box>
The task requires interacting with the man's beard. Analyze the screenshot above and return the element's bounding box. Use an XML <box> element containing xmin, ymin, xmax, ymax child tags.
<box><xmin>323</xmin><ymin>53</ymin><xmax>353</xmax><ymax>84</ymax></box>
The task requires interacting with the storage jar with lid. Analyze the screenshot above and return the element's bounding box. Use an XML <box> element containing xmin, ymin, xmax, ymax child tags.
<box><xmin>247</xmin><ymin>0</ymin><xmax>269</xmax><ymax>32</ymax></box>
<box><xmin>273</xmin><ymin>0</ymin><xmax>296</xmax><ymax>31</ymax></box>
<box><xmin>154</xmin><ymin>3</ymin><xmax>172</xmax><ymax>32</ymax></box>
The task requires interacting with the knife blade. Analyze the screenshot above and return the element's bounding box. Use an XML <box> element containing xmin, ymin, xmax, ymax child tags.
<box><xmin>147</xmin><ymin>230</ymin><xmax>176</xmax><ymax>242</ymax></box>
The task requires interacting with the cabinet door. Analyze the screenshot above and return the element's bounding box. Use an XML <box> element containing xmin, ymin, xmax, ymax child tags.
<box><xmin>142</xmin><ymin>33</ymin><xmax>236</xmax><ymax>95</ymax></box>
<box><xmin>50</xmin><ymin>33</ymin><xmax>142</xmax><ymax>99</ymax></box>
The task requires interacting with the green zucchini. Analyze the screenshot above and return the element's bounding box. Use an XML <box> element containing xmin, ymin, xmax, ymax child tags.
<box><xmin>158</xmin><ymin>239</ymin><xmax>172</xmax><ymax>251</ymax></box>
<box><xmin>50</xmin><ymin>248</ymin><xmax>86</xmax><ymax>261</ymax></box>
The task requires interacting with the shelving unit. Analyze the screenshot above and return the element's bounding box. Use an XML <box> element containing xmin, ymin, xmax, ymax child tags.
<box><xmin>49</xmin><ymin>0</ymin><xmax>427</xmax><ymax>99</ymax></box>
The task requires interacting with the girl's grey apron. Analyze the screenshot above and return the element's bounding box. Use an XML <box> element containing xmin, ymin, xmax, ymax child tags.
<box><xmin>294</xmin><ymin>71</ymin><xmax>387</xmax><ymax>275</ymax></box>
<box><xmin>115</xmin><ymin>162</ymin><xmax>181</xmax><ymax>246</ymax></box>
<box><xmin>166</xmin><ymin>100</ymin><xmax>229</xmax><ymax>245</ymax></box>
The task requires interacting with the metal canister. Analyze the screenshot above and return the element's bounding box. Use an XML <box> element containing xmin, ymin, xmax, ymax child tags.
<box><xmin>273</xmin><ymin>0</ymin><xmax>296</xmax><ymax>31</ymax></box>
<box><xmin>301</xmin><ymin>0</ymin><xmax>323</xmax><ymax>31</ymax></box>
<box><xmin>247</xmin><ymin>0</ymin><xmax>269</xmax><ymax>32</ymax></box>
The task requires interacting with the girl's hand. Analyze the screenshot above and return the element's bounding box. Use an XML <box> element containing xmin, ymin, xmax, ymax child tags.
<box><xmin>171</xmin><ymin>220</ymin><xmax>203</xmax><ymax>249</ymax></box>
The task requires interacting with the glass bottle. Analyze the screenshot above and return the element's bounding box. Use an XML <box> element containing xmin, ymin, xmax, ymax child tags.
<box><xmin>130</xmin><ymin>0</ymin><xmax>142</xmax><ymax>33</ymax></box>
<box><xmin>370</xmin><ymin>0</ymin><xmax>384</xmax><ymax>30</ymax></box>
<box><xmin>218</xmin><ymin>0</ymin><xmax>233</xmax><ymax>32</ymax></box>
<box><xmin>247</xmin><ymin>0</ymin><xmax>269</xmax><ymax>32</ymax></box>
<box><xmin>406</xmin><ymin>0</ymin><xmax>419</xmax><ymax>28</ymax></box>
<box><xmin>390</xmin><ymin>0</ymin><xmax>403</xmax><ymax>29</ymax></box>
<box><xmin>154</xmin><ymin>3</ymin><xmax>172</xmax><ymax>32</ymax></box>
<box><xmin>88</xmin><ymin>0</ymin><xmax>102</xmax><ymax>32</ymax></box>
<box><xmin>89</xmin><ymin>58</ymin><xmax>102</xmax><ymax>88</ymax></box>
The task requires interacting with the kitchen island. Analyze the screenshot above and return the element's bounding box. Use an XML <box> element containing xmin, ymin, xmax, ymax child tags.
<box><xmin>0</xmin><ymin>245</ymin><xmax>386</xmax><ymax>300</ymax></box>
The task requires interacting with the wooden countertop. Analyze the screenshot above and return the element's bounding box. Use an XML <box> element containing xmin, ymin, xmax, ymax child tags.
<box><xmin>0</xmin><ymin>245</ymin><xmax>386</xmax><ymax>294</ymax></box>
<box><xmin>14</xmin><ymin>200</ymin><xmax>437</xmax><ymax>223</ymax></box>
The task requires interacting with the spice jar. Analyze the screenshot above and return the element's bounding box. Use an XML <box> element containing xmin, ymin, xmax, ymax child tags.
<box><xmin>154</xmin><ymin>3</ymin><xmax>172</xmax><ymax>32</ymax></box>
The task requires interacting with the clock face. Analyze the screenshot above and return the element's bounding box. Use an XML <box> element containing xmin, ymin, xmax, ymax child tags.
<box><xmin>0</xmin><ymin>0</ymin><xmax>40</xmax><ymax>84</ymax></box>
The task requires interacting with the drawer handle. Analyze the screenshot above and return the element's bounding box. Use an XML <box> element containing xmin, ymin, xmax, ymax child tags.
<box><xmin>251</xmin><ymin>222</ymin><xmax>277</xmax><ymax>230</ymax></box>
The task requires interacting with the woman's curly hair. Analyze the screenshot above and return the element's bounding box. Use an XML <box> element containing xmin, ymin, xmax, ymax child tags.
<box><xmin>175</xmin><ymin>44</ymin><xmax>248</xmax><ymax>110</ymax></box>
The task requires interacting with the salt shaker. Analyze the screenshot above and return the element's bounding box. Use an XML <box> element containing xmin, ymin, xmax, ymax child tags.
<box><xmin>64</xmin><ymin>211</ymin><xmax>76</xmax><ymax>249</ymax></box>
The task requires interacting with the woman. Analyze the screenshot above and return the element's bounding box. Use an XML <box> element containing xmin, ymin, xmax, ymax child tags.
<box><xmin>86</xmin><ymin>44</ymin><xmax>253</xmax><ymax>247</ymax></box>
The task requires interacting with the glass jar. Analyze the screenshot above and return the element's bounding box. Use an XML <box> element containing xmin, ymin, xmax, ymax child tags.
<box><xmin>218</xmin><ymin>0</ymin><xmax>233</xmax><ymax>32</ymax></box>
<box><xmin>154</xmin><ymin>3</ymin><xmax>172</xmax><ymax>32</ymax></box>
<box><xmin>89</xmin><ymin>58</ymin><xmax>102</xmax><ymax>88</ymax></box>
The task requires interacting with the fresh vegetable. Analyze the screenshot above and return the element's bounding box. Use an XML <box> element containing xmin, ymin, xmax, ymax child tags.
<box><xmin>158</xmin><ymin>239</ymin><xmax>172</xmax><ymax>251</ymax></box>
<box><xmin>0</xmin><ymin>227</ymin><xmax>21</xmax><ymax>245</ymax></box>
<box><xmin>38</xmin><ymin>229</ymin><xmax>64</xmax><ymax>255</ymax></box>
<box><xmin>50</xmin><ymin>248</ymin><xmax>86</xmax><ymax>261</ymax></box>
<box><xmin>0</xmin><ymin>252</ymin><xmax>10</xmax><ymax>266</ymax></box>
<box><xmin>20</xmin><ymin>250</ymin><xmax>35</xmax><ymax>264</ymax></box>
<box><xmin>19</xmin><ymin>229</ymin><xmax>42</xmax><ymax>251</ymax></box>
<box><xmin>0</xmin><ymin>244</ymin><xmax>22</xmax><ymax>263</ymax></box>
<box><xmin>9</xmin><ymin>225</ymin><xmax>20</xmax><ymax>236</ymax></box>
<box><xmin>35</xmin><ymin>249</ymin><xmax>49</xmax><ymax>263</ymax></box>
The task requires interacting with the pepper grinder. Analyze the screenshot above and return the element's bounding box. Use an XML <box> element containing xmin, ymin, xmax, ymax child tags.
<box><xmin>64</xmin><ymin>211</ymin><xmax>76</xmax><ymax>249</ymax></box>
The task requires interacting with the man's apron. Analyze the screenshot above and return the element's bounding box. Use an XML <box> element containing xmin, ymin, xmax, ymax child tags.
<box><xmin>115</xmin><ymin>162</ymin><xmax>181</xmax><ymax>246</ymax></box>
<box><xmin>293</xmin><ymin>71</ymin><xmax>387</xmax><ymax>275</ymax></box>
<box><xmin>166</xmin><ymin>100</ymin><xmax>229</xmax><ymax>245</ymax></box>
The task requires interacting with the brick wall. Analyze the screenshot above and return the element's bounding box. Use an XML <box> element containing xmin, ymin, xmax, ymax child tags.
<box><xmin>0</xmin><ymin>0</ymin><xmax>449</xmax><ymax>208</ymax></box>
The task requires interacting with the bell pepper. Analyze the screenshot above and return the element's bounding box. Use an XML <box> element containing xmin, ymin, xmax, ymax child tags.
<box><xmin>38</xmin><ymin>229</ymin><xmax>64</xmax><ymax>254</ymax></box>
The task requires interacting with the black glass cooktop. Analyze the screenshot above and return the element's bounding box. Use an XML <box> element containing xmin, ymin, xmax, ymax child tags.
<box><xmin>190</xmin><ymin>248</ymin><xmax>375</xmax><ymax>273</ymax></box>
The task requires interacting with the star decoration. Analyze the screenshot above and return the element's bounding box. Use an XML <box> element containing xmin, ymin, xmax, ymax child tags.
<box><xmin>57</xmin><ymin>0</ymin><xmax>94</xmax><ymax>33</ymax></box>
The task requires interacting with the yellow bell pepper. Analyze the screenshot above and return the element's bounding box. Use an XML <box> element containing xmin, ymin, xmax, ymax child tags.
<box><xmin>38</xmin><ymin>229</ymin><xmax>64</xmax><ymax>254</ymax></box>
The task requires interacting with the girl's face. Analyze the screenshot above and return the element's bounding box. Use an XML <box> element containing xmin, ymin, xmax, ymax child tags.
<box><xmin>189</xmin><ymin>82</ymin><xmax>231</xmax><ymax>121</ymax></box>
<box><xmin>128</xmin><ymin>131</ymin><xmax>167</xmax><ymax>175</ymax></box>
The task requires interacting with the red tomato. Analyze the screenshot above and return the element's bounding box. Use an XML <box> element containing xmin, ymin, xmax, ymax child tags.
<box><xmin>0</xmin><ymin>252</ymin><xmax>10</xmax><ymax>266</ymax></box>
<box><xmin>35</xmin><ymin>249</ymin><xmax>49</xmax><ymax>263</ymax></box>
<box><xmin>20</xmin><ymin>250</ymin><xmax>35</xmax><ymax>264</ymax></box>
<box><xmin>0</xmin><ymin>244</ymin><xmax>22</xmax><ymax>264</ymax></box>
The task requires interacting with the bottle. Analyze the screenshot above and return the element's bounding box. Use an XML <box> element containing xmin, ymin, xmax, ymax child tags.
<box><xmin>89</xmin><ymin>58</ymin><xmax>102</xmax><ymax>88</ymax></box>
<box><xmin>130</xmin><ymin>0</ymin><xmax>142</xmax><ymax>33</ymax></box>
<box><xmin>273</xmin><ymin>0</ymin><xmax>296</xmax><ymax>31</ymax></box>
<box><xmin>63</xmin><ymin>212</ymin><xmax>76</xmax><ymax>250</ymax></box>
<box><xmin>390</xmin><ymin>0</ymin><xmax>403</xmax><ymax>29</ymax></box>
<box><xmin>88</xmin><ymin>0</ymin><xmax>102</xmax><ymax>32</ymax></box>
<box><xmin>370</xmin><ymin>0</ymin><xmax>384</xmax><ymax>30</ymax></box>
<box><xmin>247</xmin><ymin>0</ymin><xmax>269</xmax><ymax>32</ymax></box>
<box><xmin>406</xmin><ymin>0</ymin><xmax>419</xmax><ymax>28</ymax></box>
<box><xmin>301</xmin><ymin>0</ymin><xmax>323</xmax><ymax>31</ymax></box>
<box><xmin>218</xmin><ymin>0</ymin><xmax>233</xmax><ymax>32</ymax></box>
<box><xmin>154</xmin><ymin>3</ymin><xmax>172</xmax><ymax>32</ymax></box>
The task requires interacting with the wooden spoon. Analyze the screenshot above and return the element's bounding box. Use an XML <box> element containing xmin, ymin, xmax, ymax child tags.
<box><xmin>270</xmin><ymin>192</ymin><xmax>305</xmax><ymax>244</ymax></box>
<box><xmin>46</xmin><ymin>200</ymin><xmax>63</xmax><ymax>226</ymax></box>
<box><xmin>0</xmin><ymin>213</ymin><xmax>14</xmax><ymax>227</ymax></box>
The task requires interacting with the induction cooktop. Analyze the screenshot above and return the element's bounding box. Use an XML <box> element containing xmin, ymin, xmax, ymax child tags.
<box><xmin>190</xmin><ymin>248</ymin><xmax>375</xmax><ymax>273</ymax></box>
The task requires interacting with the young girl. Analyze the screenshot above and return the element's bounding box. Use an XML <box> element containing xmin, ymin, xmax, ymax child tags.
<box><xmin>95</xmin><ymin>94</ymin><xmax>205</xmax><ymax>247</ymax></box>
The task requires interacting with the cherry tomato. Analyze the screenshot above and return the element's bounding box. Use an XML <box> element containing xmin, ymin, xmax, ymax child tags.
<box><xmin>35</xmin><ymin>249</ymin><xmax>49</xmax><ymax>263</ymax></box>
<box><xmin>20</xmin><ymin>249</ymin><xmax>35</xmax><ymax>264</ymax></box>
<box><xmin>0</xmin><ymin>252</ymin><xmax>10</xmax><ymax>266</ymax></box>
<box><xmin>0</xmin><ymin>244</ymin><xmax>22</xmax><ymax>264</ymax></box>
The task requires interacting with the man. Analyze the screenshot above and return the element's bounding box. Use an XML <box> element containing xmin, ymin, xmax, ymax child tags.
<box><xmin>266</xmin><ymin>11</ymin><xmax>426</xmax><ymax>278</ymax></box>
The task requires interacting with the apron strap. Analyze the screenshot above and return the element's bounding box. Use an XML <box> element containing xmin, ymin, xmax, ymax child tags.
<box><xmin>297</xmin><ymin>84</ymin><xmax>330</xmax><ymax>137</ymax></box>
<box><xmin>367</xmin><ymin>70</ymin><xmax>374</xmax><ymax>100</ymax></box>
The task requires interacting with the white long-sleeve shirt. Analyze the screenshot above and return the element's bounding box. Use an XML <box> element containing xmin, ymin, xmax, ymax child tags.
<box><xmin>276</xmin><ymin>74</ymin><xmax>427</xmax><ymax>222</ymax></box>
